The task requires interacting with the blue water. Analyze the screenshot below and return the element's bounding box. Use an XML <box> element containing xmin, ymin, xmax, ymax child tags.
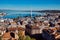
<box><xmin>0</xmin><ymin>11</ymin><xmax>45</xmax><ymax>18</ymax></box>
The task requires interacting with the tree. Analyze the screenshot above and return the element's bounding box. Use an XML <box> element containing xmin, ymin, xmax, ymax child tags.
<box><xmin>31</xmin><ymin>38</ymin><xmax>36</xmax><ymax>40</ymax></box>
<box><xmin>18</xmin><ymin>35</ymin><xmax>25</xmax><ymax>40</ymax></box>
<box><xmin>18</xmin><ymin>31</ymin><xmax>36</xmax><ymax>40</ymax></box>
<box><xmin>25</xmin><ymin>35</ymin><xmax>31</xmax><ymax>40</ymax></box>
<box><xmin>18</xmin><ymin>31</ymin><xmax>25</xmax><ymax>40</ymax></box>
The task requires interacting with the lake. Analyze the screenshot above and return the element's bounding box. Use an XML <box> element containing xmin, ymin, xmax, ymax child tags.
<box><xmin>0</xmin><ymin>11</ymin><xmax>46</xmax><ymax>18</ymax></box>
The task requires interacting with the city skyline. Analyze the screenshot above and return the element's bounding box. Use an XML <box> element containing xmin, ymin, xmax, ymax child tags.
<box><xmin>0</xmin><ymin>0</ymin><xmax>60</xmax><ymax>10</ymax></box>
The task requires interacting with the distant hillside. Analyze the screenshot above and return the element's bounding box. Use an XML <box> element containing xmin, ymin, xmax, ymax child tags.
<box><xmin>38</xmin><ymin>10</ymin><xmax>60</xmax><ymax>13</ymax></box>
<box><xmin>0</xmin><ymin>9</ymin><xmax>60</xmax><ymax>13</ymax></box>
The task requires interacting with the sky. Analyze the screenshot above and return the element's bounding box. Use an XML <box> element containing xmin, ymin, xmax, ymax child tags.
<box><xmin>0</xmin><ymin>0</ymin><xmax>60</xmax><ymax>10</ymax></box>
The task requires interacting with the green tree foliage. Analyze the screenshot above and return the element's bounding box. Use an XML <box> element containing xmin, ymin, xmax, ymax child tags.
<box><xmin>31</xmin><ymin>38</ymin><xmax>36</xmax><ymax>40</ymax></box>
<box><xmin>25</xmin><ymin>35</ymin><xmax>31</xmax><ymax>40</ymax></box>
<box><xmin>18</xmin><ymin>35</ymin><xmax>25</xmax><ymax>40</ymax></box>
<box><xmin>18</xmin><ymin>31</ymin><xmax>36</xmax><ymax>40</ymax></box>
<box><xmin>18</xmin><ymin>31</ymin><xmax>25</xmax><ymax>40</ymax></box>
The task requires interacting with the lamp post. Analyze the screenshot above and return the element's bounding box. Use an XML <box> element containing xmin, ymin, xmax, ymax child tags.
<box><xmin>31</xmin><ymin>8</ymin><xmax>32</xmax><ymax>18</ymax></box>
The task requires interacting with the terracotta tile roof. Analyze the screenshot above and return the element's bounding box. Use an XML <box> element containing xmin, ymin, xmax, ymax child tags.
<box><xmin>8</xmin><ymin>28</ymin><xmax>16</xmax><ymax>31</ymax></box>
<box><xmin>2</xmin><ymin>32</ymin><xmax>19</xmax><ymax>40</ymax></box>
<box><xmin>2</xmin><ymin>32</ymin><xmax>10</xmax><ymax>38</ymax></box>
<box><xmin>17</xmin><ymin>27</ymin><xmax>25</xmax><ymax>31</ymax></box>
<box><xmin>8</xmin><ymin>27</ymin><xmax>25</xmax><ymax>31</ymax></box>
